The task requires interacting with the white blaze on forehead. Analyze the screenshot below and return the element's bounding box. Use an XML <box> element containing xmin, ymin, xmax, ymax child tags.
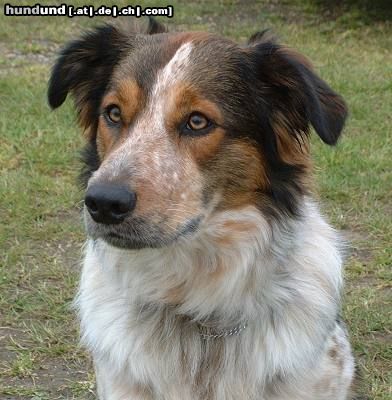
<box><xmin>145</xmin><ymin>41</ymin><xmax>194</xmax><ymax>135</ymax></box>
<box><xmin>152</xmin><ymin>41</ymin><xmax>193</xmax><ymax>98</ymax></box>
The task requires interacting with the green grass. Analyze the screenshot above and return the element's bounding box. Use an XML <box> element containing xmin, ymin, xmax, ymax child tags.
<box><xmin>0</xmin><ymin>0</ymin><xmax>391</xmax><ymax>398</ymax></box>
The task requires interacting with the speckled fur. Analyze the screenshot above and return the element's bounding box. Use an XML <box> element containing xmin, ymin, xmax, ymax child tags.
<box><xmin>77</xmin><ymin>202</ymin><xmax>354</xmax><ymax>399</ymax></box>
<box><xmin>48</xmin><ymin>19</ymin><xmax>355</xmax><ymax>400</ymax></box>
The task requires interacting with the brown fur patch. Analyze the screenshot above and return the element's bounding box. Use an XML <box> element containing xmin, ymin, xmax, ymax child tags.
<box><xmin>272</xmin><ymin>111</ymin><xmax>313</xmax><ymax>192</ymax></box>
<box><xmin>164</xmin><ymin>82</ymin><xmax>224</xmax><ymax>128</ymax></box>
<box><xmin>165</xmin><ymin>82</ymin><xmax>225</xmax><ymax>163</ymax></box>
<box><xmin>187</xmin><ymin>128</ymin><xmax>226</xmax><ymax>163</ymax></box>
<box><xmin>167</xmin><ymin>31</ymin><xmax>212</xmax><ymax>49</ymax></box>
<box><xmin>273</xmin><ymin>111</ymin><xmax>310</xmax><ymax>165</ymax></box>
<box><xmin>328</xmin><ymin>346</ymin><xmax>338</xmax><ymax>360</ymax></box>
<box><xmin>215</xmin><ymin>220</ymin><xmax>259</xmax><ymax>248</ymax></box>
<box><xmin>96</xmin><ymin>80</ymin><xmax>144</xmax><ymax>158</ymax></box>
<box><xmin>112</xmin><ymin>79</ymin><xmax>144</xmax><ymax>124</ymax></box>
<box><xmin>278</xmin><ymin>47</ymin><xmax>314</xmax><ymax>70</ymax></box>
<box><xmin>129</xmin><ymin>383</ymin><xmax>154</xmax><ymax>399</ymax></box>
<box><xmin>208</xmin><ymin>140</ymin><xmax>269</xmax><ymax>211</ymax></box>
<box><xmin>163</xmin><ymin>282</ymin><xmax>187</xmax><ymax>305</ymax></box>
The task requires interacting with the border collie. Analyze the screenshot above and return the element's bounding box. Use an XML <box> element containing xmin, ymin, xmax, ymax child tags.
<box><xmin>48</xmin><ymin>18</ymin><xmax>355</xmax><ymax>400</ymax></box>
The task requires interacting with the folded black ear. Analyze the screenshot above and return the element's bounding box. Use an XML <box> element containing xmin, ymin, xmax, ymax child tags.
<box><xmin>47</xmin><ymin>18</ymin><xmax>167</xmax><ymax>129</ymax></box>
<box><xmin>48</xmin><ymin>24</ymin><xmax>131</xmax><ymax>127</ymax></box>
<box><xmin>306</xmin><ymin>72</ymin><xmax>348</xmax><ymax>145</ymax></box>
<box><xmin>249</xmin><ymin>36</ymin><xmax>347</xmax><ymax>145</ymax></box>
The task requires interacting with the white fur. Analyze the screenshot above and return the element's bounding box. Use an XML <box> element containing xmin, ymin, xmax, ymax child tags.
<box><xmin>76</xmin><ymin>199</ymin><xmax>354</xmax><ymax>399</ymax></box>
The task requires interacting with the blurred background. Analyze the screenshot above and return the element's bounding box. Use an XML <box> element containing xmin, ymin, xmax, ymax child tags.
<box><xmin>0</xmin><ymin>1</ymin><xmax>390</xmax><ymax>398</ymax></box>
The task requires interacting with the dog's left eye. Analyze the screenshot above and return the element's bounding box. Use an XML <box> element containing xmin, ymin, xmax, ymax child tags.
<box><xmin>183</xmin><ymin>113</ymin><xmax>212</xmax><ymax>134</ymax></box>
<box><xmin>187</xmin><ymin>113</ymin><xmax>209</xmax><ymax>130</ymax></box>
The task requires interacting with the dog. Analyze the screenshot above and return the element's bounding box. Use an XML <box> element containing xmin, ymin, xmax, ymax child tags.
<box><xmin>48</xmin><ymin>18</ymin><xmax>355</xmax><ymax>400</ymax></box>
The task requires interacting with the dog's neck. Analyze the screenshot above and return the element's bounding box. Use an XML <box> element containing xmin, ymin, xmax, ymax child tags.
<box><xmin>89</xmin><ymin>205</ymin><xmax>303</xmax><ymax>328</ymax></box>
<box><xmin>80</xmin><ymin>199</ymin><xmax>342</xmax><ymax>382</ymax></box>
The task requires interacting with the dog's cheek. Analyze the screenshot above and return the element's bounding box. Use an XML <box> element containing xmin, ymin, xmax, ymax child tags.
<box><xmin>204</xmin><ymin>140</ymin><xmax>269</xmax><ymax>210</ymax></box>
<box><xmin>184</xmin><ymin>128</ymin><xmax>225</xmax><ymax>164</ymax></box>
<box><xmin>96</xmin><ymin>121</ymin><xmax>117</xmax><ymax>160</ymax></box>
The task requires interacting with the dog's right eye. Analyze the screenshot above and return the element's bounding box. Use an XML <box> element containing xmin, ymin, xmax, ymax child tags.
<box><xmin>105</xmin><ymin>105</ymin><xmax>122</xmax><ymax>124</ymax></box>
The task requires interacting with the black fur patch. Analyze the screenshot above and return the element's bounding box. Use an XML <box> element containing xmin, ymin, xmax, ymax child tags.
<box><xmin>248</xmin><ymin>38</ymin><xmax>348</xmax><ymax>145</ymax></box>
<box><xmin>79</xmin><ymin>142</ymin><xmax>100</xmax><ymax>188</ymax></box>
<box><xmin>48</xmin><ymin>24</ymin><xmax>131</xmax><ymax>119</ymax></box>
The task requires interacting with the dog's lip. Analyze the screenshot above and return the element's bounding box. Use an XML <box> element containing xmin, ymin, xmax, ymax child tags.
<box><xmin>89</xmin><ymin>215</ymin><xmax>204</xmax><ymax>249</ymax></box>
<box><xmin>104</xmin><ymin>231</ymin><xmax>141</xmax><ymax>244</ymax></box>
<box><xmin>101</xmin><ymin>231</ymin><xmax>152</xmax><ymax>249</ymax></box>
<box><xmin>106</xmin><ymin>232</ymin><xmax>125</xmax><ymax>239</ymax></box>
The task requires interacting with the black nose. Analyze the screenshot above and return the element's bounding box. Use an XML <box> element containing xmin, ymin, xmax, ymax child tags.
<box><xmin>85</xmin><ymin>184</ymin><xmax>136</xmax><ymax>225</ymax></box>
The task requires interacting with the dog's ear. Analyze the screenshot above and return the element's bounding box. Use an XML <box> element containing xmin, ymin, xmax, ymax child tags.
<box><xmin>146</xmin><ymin>16</ymin><xmax>167</xmax><ymax>34</ymax></box>
<box><xmin>48</xmin><ymin>24</ymin><xmax>131</xmax><ymax>128</ymax></box>
<box><xmin>47</xmin><ymin>18</ymin><xmax>166</xmax><ymax>129</ymax></box>
<box><xmin>248</xmin><ymin>33</ymin><xmax>347</xmax><ymax>145</ymax></box>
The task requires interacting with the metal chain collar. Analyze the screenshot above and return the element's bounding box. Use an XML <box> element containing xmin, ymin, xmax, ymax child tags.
<box><xmin>199</xmin><ymin>323</ymin><xmax>248</xmax><ymax>340</ymax></box>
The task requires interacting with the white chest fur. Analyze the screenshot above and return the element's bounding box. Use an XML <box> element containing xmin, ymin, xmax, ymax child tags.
<box><xmin>76</xmin><ymin>202</ymin><xmax>349</xmax><ymax>399</ymax></box>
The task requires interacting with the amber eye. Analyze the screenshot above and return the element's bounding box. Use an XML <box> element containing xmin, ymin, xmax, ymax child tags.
<box><xmin>186</xmin><ymin>112</ymin><xmax>210</xmax><ymax>132</ymax></box>
<box><xmin>105</xmin><ymin>105</ymin><xmax>121</xmax><ymax>124</ymax></box>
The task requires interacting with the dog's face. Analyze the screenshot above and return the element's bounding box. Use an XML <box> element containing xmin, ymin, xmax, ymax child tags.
<box><xmin>48</xmin><ymin>20</ymin><xmax>347</xmax><ymax>249</ymax></box>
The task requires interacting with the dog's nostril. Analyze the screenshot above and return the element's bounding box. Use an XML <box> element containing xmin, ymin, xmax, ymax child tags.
<box><xmin>111</xmin><ymin>201</ymin><xmax>129</xmax><ymax>216</ymax></box>
<box><xmin>85</xmin><ymin>184</ymin><xmax>137</xmax><ymax>225</ymax></box>
<box><xmin>85</xmin><ymin>197</ymin><xmax>98</xmax><ymax>213</ymax></box>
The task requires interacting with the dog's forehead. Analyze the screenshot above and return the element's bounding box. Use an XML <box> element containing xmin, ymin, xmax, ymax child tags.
<box><xmin>112</xmin><ymin>32</ymin><xmax>243</xmax><ymax>93</ymax></box>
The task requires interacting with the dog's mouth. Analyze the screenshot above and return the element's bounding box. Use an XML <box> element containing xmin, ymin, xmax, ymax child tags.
<box><xmin>86</xmin><ymin>214</ymin><xmax>203</xmax><ymax>250</ymax></box>
<box><xmin>103</xmin><ymin>232</ymin><xmax>156</xmax><ymax>249</ymax></box>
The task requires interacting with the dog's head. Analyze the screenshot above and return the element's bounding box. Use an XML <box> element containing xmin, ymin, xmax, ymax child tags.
<box><xmin>48</xmin><ymin>18</ymin><xmax>347</xmax><ymax>249</ymax></box>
